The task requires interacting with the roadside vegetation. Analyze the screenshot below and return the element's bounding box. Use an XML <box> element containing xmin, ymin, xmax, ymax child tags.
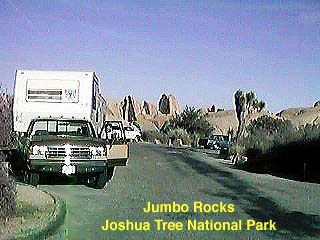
<box><xmin>142</xmin><ymin>106</ymin><xmax>212</xmax><ymax>146</ymax></box>
<box><xmin>232</xmin><ymin>90</ymin><xmax>266</xmax><ymax>164</ymax></box>
<box><xmin>232</xmin><ymin>90</ymin><xmax>320</xmax><ymax>182</ymax></box>
<box><xmin>240</xmin><ymin>115</ymin><xmax>320</xmax><ymax>182</ymax></box>
<box><xmin>0</xmin><ymin>89</ymin><xmax>16</xmax><ymax>220</ymax></box>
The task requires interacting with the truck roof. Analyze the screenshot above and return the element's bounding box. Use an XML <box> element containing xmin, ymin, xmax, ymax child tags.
<box><xmin>30</xmin><ymin>117</ymin><xmax>90</xmax><ymax>121</ymax></box>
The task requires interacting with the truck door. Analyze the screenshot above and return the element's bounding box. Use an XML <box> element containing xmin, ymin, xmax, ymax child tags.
<box><xmin>100</xmin><ymin>121</ymin><xmax>129</xmax><ymax>166</ymax></box>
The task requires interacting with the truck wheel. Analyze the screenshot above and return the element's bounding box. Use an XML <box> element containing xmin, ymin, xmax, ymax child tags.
<box><xmin>93</xmin><ymin>169</ymin><xmax>108</xmax><ymax>189</ymax></box>
<box><xmin>29</xmin><ymin>173</ymin><xmax>39</xmax><ymax>186</ymax></box>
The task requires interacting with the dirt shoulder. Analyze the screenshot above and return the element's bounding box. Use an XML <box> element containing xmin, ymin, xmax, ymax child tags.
<box><xmin>0</xmin><ymin>183</ymin><xmax>66</xmax><ymax>240</ymax></box>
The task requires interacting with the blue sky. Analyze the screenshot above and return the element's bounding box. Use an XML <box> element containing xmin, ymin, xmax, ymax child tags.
<box><xmin>1</xmin><ymin>0</ymin><xmax>319</xmax><ymax>112</ymax></box>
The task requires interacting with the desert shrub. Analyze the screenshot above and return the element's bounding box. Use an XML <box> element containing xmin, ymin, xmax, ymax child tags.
<box><xmin>0</xmin><ymin>90</ymin><xmax>16</xmax><ymax>219</ymax></box>
<box><xmin>167</xmin><ymin>128</ymin><xmax>191</xmax><ymax>146</ymax></box>
<box><xmin>141</xmin><ymin>131</ymin><xmax>168</xmax><ymax>144</ymax></box>
<box><xmin>0</xmin><ymin>90</ymin><xmax>13</xmax><ymax>146</ymax></box>
<box><xmin>229</xmin><ymin>142</ymin><xmax>245</xmax><ymax>157</ymax></box>
<box><xmin>241</xmin><ymin>115</ymin><xmax>320</xmax><ymax>181</ymax></box>
<box><xmin>244</xmin><ymin>115</ymin><xmax>296</xmax><ymax>154</ymax></box>
<box><xmin>244</xmin><ymin>116</ymin><xmax>320</xmax><ymax>157</ymax></box>
<box><xmin>297</xmin><ymin>124</ymin><xmax>320</xmax><ymax>140</ymax></box>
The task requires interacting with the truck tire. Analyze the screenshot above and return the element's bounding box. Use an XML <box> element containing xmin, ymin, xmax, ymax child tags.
<box><xmin>93</xmin><ymin>169</ymin><xmax>108</xmax><ymax>189</ymax></box>
<box><xmin>29</xmin><ymin>172</ymin><xmax>39</xmax><ymax>186</ymax></box>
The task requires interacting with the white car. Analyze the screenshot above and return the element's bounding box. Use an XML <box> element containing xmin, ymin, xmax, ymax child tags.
<box><xmin>124</xmin><ymin>126</ymin><xmax>141</xmax><ymax>142</ymax></box>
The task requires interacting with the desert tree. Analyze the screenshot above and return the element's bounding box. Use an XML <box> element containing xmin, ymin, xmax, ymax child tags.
<box><xmin>169</xmin><ymin>106</ymin><xmax>212</xmax><ymax>136</ymax></box>
<box><xmin>233</xmin><ymin>90</ymin><xmax>266</xmax><ymax>164</ymax></box>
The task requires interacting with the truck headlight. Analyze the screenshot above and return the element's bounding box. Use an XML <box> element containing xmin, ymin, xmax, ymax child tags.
<box><xmin>90</xmin><ymin>146</ymin><xmax>105</xmax><ymax>157</ymax></box>
<box><xmin>31</xmin><ymin>145</ymin><xmax>48</xmax><ymax>155</ymax></box>
<box><xmin>89</xmin><ymin>147</ymin><xmax>97</xmax><ymax>156</ymax></box>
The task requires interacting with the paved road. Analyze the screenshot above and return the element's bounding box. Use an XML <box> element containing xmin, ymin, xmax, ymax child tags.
<box><xmin>41</xmin><ymin>144</ymin><xmax>320</xmax><ymax>240</ymax></box>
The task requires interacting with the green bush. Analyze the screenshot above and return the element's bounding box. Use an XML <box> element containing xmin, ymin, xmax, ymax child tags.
<box><xmin>244</xmin><ymin>115</ymin><xmax>297</xmax><ymax>154</ymax></box>
<box><xmin>167</xmin><ymin>128</ymin><xmax>191</xmax><ymax>145</ymax></box>
<box><xmin>168</xmin><ymin>106</ymin><xmax>212</xmax><ymax>136</ymax></box>
<box><xmin>240</xmin><ymin>115</ymin><xmax>320</xmax><ymax>181</ymax></box>
<box><xmin>297</xmin><ymin>124</ymin><xmax>320</xmax><ymax>140</ymax></box>
<box><xmin>141</xmin><ymin>131</ymin><xmax>168</xmax><ymax>144</ymax></box>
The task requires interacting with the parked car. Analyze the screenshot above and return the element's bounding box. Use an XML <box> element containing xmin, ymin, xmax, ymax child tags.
<box><xmin>207</xmin><ymin>135</ymin><xmax>230</xmax><ymax>157</ymax></box>
<box><xmin>124</xmin><ymin>126</ymin><xmax>141</xmax><ymax>142</ymax></box>
<box><xmin>198</xmin><ymin>134</ymin><xmax>230</xmax><ymax>158</ymax></box>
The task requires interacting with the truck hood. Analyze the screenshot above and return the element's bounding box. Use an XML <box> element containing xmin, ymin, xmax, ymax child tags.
<box><xmin>30</xmin><ymin>135</ymin><xmax>105</xmax><ymax>147</ymax></box>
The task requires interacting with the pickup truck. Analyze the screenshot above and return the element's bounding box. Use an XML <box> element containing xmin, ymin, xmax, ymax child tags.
<box><xmin>23</xmin><ymin>118</ymin><xmax>111</xmax><ymax>188</ymax></box>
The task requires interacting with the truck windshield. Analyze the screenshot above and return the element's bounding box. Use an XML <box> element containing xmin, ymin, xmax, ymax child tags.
<box><xmin>29</xmin><ymin>120</ymin><xmax>96</xmax><ymax>138</ymax></box>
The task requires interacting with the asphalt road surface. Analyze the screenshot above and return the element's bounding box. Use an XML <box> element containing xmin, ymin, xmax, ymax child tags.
<box><xmin>41</xmin><ymin>143</ymin><xmax>320</xmax><ymax>240</ymax></box>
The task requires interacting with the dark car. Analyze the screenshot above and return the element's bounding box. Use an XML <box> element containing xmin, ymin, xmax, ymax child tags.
<box><xmin>205</xmin><ymin>135</ymin><xmax>230</xmax><ymax>158</ymax></box>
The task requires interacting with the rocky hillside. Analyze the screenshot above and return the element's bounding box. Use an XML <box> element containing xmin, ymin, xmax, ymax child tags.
<box><xmin>204</xmin><ymin>102</ymin><xmax>320</xmax><ymax>134</ymax></box>
<box><xmin>106</xmin><ymin>93</ymin><xmax>180</xmax><ymax>131</ymax></box>
<box><xmin>106</xmin><ymin>94</ymin><xmax>320</xmax><ymax>135</ymax></box>
<box><xmin>204</xmin><ymin>109</ymin><xmax>280</xmax><ymax>135</ymax></box>
<box><xmin>276</xmin><ymin>104</ymin><xmax>320</xmax><ymax>127</ymax></box>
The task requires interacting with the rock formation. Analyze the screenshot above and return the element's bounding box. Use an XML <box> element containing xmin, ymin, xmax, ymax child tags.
<box><xmin>105</xmin><ymin>94</ymin><xmax>180</xmax><ymax>131</ymax></box>
<box><xmin>122</xmin><ymin>96</ymin><xmax>141</xmax><ymax>123</ymax></box>
<box><xmin>141</xmin><ymin>101</ymin><xmax>158</xmax><ymax>118</ymax></box>
<box><xmin>158</xmin><ymin>94</ymin><xmax>180</xmax><ymax>116</ymax></box>
<box><xmin>158</xmin><ymin>94</ymin><xmax>170</xmax><ymax>114</ymax></box>
<box><xmin>208</xmin><ymin>105</ymin><xmax>216</xmax><ymax>113</ymax></box>
<box><xmin>106</xmin><ymin>98</ymin><xmax>122</xmax><ymax>120</ymax></box>
<box><xmin>314</xmin><ymin>101</ymin><xmax>320</xmax><ymax>108</ymax></box>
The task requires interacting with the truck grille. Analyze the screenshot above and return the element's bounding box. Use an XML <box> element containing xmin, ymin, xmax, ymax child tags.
<box><xmin>47</xmin><ymin>146</ymin><xmax>91</xmax><ymax>159</ymax></box>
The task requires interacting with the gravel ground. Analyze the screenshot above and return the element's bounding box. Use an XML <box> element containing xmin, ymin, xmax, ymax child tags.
<box><xmin>0</xmin><ymin>184</ymin><xmax>55</xmax><ymax>236</ymax></box>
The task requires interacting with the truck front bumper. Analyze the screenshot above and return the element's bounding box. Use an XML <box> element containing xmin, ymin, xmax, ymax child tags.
<box><xmin>30</xmin><ymin>160</ymin><xmax>107</xmax><ymax>174</ymax></box>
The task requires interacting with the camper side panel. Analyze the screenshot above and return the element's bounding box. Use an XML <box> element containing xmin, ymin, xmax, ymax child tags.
<box><xmin>13</xmin><ymin>70</ymin><xmax>94</xmax><ymax>133</ymax></box>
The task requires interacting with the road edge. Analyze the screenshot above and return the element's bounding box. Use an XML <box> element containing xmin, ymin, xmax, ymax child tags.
<box><xmin>3</xmin><ymin>183</ymin><xmax>66</xmax><ymax>240</ymax></box>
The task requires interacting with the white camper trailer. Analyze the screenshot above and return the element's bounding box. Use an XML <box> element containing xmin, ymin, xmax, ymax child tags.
<box><xmin>13</xmin><ymin>70</ymin><xmax>106</xmax><ymax>134</ymax></box>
